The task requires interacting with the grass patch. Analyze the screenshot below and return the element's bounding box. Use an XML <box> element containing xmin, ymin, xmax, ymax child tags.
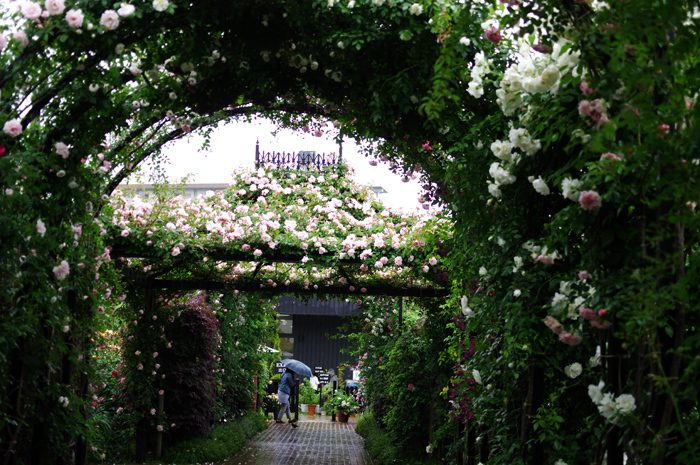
<box><xmin>160</xmin><ymin>411</ymin><xmax>268</xmax><ymax>464</ymax></box>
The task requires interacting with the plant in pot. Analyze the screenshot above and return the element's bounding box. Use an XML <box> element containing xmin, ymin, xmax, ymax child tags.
<box><xmin>300</xmin><ymin>383</ymin><xmax>319</xmax><ymax>416</ymax></box>
<box><xmin>319</xmin><ymin>383</ymin><xmax>333</xmax><ymax>412</ymax></box>
<box><xmin>265</xmin><ymin>392</ymin><xmax>280</xmax><ymax>419</ymax></box>
<box><xmin>325</xmin><ymin>391</ymin><xmax>360</xmax><ymax>423</ymax></box>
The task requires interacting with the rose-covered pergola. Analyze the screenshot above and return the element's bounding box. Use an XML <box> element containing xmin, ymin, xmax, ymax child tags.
<box><xmin>106</xmin><ymin>162</ymin><xmax>452</xmax><ymax>297</ymax></box>
<box><xmin>2</xmin><ymin>0</ymin><xmax>700</xmax><ymax>464</ymax></box>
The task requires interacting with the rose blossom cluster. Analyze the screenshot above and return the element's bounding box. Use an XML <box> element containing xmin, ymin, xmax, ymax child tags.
<box><xmin>109</xmin><ymin>166</ymin><xmax>449</xmax><ymax>290</ymax></box>
<box><xmin>588</xmin><ymin>381</ymin><xmax>636</xmax><ymax>422</ymax></box>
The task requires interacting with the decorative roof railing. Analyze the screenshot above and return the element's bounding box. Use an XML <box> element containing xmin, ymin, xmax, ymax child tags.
<box><xmin>255</xmin><ymin>141</ymin><xmax>343</xmax><ymax>171</ymax></box>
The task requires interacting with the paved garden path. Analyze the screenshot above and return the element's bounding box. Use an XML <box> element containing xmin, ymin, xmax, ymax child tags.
<box><xmin>219</xmin><ymin>414</ymin><xmax>372</xmax><ymax>465</ymax></box>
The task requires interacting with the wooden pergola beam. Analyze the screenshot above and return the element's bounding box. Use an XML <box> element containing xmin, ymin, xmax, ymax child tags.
<box><xmin>126</xmin><ymin>278</ymin><xmax>450</xmax><ymax>298</ymax></box>
<box><xmin>110</xmin><ymin>245</ymin><xmax>364</xmax><ymax>265</ymax></box>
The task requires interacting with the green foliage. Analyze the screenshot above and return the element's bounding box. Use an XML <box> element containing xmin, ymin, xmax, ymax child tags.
<box><xmin>161</xmin><ymin>411</ymin><xmax>268</xmax><ymax>464</ymax></box>
<box><xmin>324</xmin><ymin>390</ymin><xmax>360</xmax><ymax>415</ymax></box>
<box><xmin>356</xmin><ymin>412</ymin><xmax>439</xmax><ymax>465</ymax></box>
<box><xmin>299</xmin><ymin>382</ymin><xmax>320</xmax><ymax>405</ymax></box>
<box><xmin>349</xmin><ymin>297</ymin><xmax>452</xmax><ymax>457</ymax></box>
<box><xmin>214</xmin><ymin>293</ymin><xmax>279</xmax><ymax>417</ymax></box>
<box><xmin>355</xmin><ymin>413</ymin><xmax>398</xmax><ymax>465</ymax></box>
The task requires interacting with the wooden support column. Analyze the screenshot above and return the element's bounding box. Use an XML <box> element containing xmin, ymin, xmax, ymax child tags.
<box><xmin>156</xmin><ymin>394</ymin><xmax>165</xmax><ymax>459</ymax></box>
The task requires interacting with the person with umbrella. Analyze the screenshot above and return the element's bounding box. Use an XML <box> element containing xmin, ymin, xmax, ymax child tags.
<box><xmin>276</xmin><ymin>367</ymin><xmax>298</xmax><ymax>427</ymax></box>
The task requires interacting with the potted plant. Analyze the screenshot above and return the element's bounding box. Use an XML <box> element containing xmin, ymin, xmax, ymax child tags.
<box><xmin>319</xmin><ymin>383</ymin><xmax>333</xmax><ymax>413</ymax></box>
<box><xmin>265</xmin><ymin>392</ymin><xmax>280</xmax><ymax>419</ymax></box>
<box><xmin>300</xmin><ymin>383</ymin><xmax>319</xmax><ymax>416</ymax></box>
<box><xmin>325</xmin><ymin>390</ymin><xmax>360</xmax><ymax>423</ymax></box>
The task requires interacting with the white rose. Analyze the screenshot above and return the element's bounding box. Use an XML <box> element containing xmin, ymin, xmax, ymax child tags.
<box><xmin>532</xmin><ymin>176</ymin><xmax>550</xmax><ymax>195</ymax></box>
<box><xmin>587</xmin><ymin>380</ymin><xmax>605</xmax><ymax>404</ymax></box>
<box><xmin>614</xmin><ymin>394</ymin><xmax>636</xmax><ymax>415</ymax></box>
<box><xmin>598</xmin><ymin>393</ymin><xmax>617</xmax><ymax>419</ymax></box>
<box><xmin>490</xmin><ymin>140</ymin><xmax>514</xmax><ymax>161</ymax></box>
<box><xmin>564</xmin><ymin>362</ymin><xmax>582</xmax><ymax>379</ymax></box>
<box><xmin>152</xmin><ymin>0</ymin><xmax>169</xmax><ymax>11</ymax></box>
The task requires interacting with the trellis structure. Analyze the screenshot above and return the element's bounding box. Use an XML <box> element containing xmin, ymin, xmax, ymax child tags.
<box><xmin>107</xmin><ymin>162</ymin><xmax>452</xmax><ymax>302</ymax></box>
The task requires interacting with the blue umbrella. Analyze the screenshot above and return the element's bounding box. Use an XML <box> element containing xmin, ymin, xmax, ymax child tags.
<box><xmin>281</xmin><ymin>359</ymin><xmax>313</xmax><ymax>378</ymax></box>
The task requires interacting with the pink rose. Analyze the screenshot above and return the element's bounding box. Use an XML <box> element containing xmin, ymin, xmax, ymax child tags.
<box><xmin>242</xmin><ymin>244</ymin><xmax>251</xmax><ymax>251</ymax></box>
<box><xmin>544</xmin><ymin>316</ymin><xmax>564</xmax><ymax>334</ymax></box>
<box><xmin>52</xmin><ymin>260</ymin><xmax>70</xmax><ymax>281</ymax></box>
<box><xmin>578</xmin><ymin>271</ymin><xmax>589</xmax><ymax>280</ymax></box>
<box><xmin>657</xmin><ymin>124</ymin><xmax>670</xmax><ymax>138</ymax></box>
<box><xmin>394</xmin><ymin>256</ymin><xmax>403</xmax><ymax>266</ymax></box>
<box><xmin>45</xmin><ymin>0</ymin><xmax>66</xmax><ymax>16</ymax></box>
<box><xmin>65</xmin><ymin>9</ymin><xmax>84</xmax><ymax>28</ymax></box>
<box><xmin>579</xmin><ymin>190</ymin><xmax>602</xmax><ymax>210</ymax></box>
<box><xmin>157</xmin><ymin>425</ymin><xmax>163</xmax><ymax>431</ymax></box>
<box><xmin>590</xmin><ymin>320</ymin><xmax>612</xmax><ymax>329</ymax></box>
<box><xmin>100</xmin><ymin>10</ymin><xmax>120</xmax><ymax>30</ymax></box>
<box><xmin>578</xmin><ymin>100</ymin><xmax>591</xmax><ymax>116</ymax></box>
<box><xmin>20</xmin><ymin>1</ymin><xmax>42</xmax><ymax>19</ymax></box>
<box><xmin>3</xmin><ymin>119</ymin><xmax>23</xmax><ymax>138</ymax></box>
<box><xmin>578</xmin><ymin>307</ymin><xmax>596</xmax><ymax>320</ymax></box>
<box><xmin>253</xmin><ymin>249</ymin><xmax>263</xmax><ymax>257</ymax></box>
<box><xmin>600</xmin><ymin>152</ymin><xmax>622</xmax><ymax>162</ymax></box>
<box><xmin>11</xmin><ymin>31</ymin><xmax>29</xmax><ymax>50</ymax></box>
<box><xmin>485</xmin><ymin>26</ymin><xmax>502</xmax><ymax>44</ymax></box>
<box><xmin>558</xmin><ymin>332</ymin><xmax>583</xmax><ymax>346</ymax></box>
<box><xmin>579</xmin><ymin>81</ymin><xmax>595</xmax><ymax>96</ymax></box>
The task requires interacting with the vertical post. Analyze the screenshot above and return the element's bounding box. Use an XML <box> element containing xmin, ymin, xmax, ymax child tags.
<box><xmin>255</xmin><ymin>140</ymin><xmax>260</xmax><ymax>168</ymax></box>
<box><xmin>294</xmin><ymin>381</ymin><xmax>299</xmax><ymax>422</ymax></box>
<box><xmin>606</xmin><ymin>328</ymin><xmax>624</xmax><ymax>465</ymax></box>
<box><xmin>478</xmin><ymin>424</ymin><xmax>489</xmax><ymax>464</ymax></box>
<box><xmin>156</xmin><ymin>394</ymin><xmax>164</xmax><ymax>458</ymax></box>
<box><xmin>135</xmin><ymin>418</ymin><xmax>148</xmax><ymax>464</ymax></box>
<box><xmin>331</xmin><ymin>380</ymin><xmax>337</xmax><ymax>422</ymax></box>
<box><xmin>338</xmin><ymin>142</ymin><xmax>343</xmax><ymax>165</ymax></box>
<box><xmin>466</xmin><ymin>421</ymin><xmax>475</xmax><ymax>465</ymax></box>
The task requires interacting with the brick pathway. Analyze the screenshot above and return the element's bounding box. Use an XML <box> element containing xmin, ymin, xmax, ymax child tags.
<box><xmin>220</xmin><ymin>414</ymin><xmax>372</xmax><ymax>465</ymax></box>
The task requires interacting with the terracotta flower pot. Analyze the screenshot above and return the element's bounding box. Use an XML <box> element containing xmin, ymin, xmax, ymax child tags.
<box><xmin>336</xmin><ymin>412</ymin><xmax>349</xmax><ymax>423</ymax></box>
<box><xmin>308</xmin><ymin>404</ymin><xmax>316</xmax><ymax>416</ymax></box>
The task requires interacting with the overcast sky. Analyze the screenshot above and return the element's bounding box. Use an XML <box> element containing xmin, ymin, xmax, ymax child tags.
<box><xmin>133</xmin><ymin>117</ymin><xmax>427</xmax><ymax>212</ymax></box>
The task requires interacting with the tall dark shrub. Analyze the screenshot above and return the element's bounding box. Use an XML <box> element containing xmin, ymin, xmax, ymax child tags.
<box><xmin>159</xmin><ymin>295</ymin><xmax>219</xmax><ymax>442</ymax></box>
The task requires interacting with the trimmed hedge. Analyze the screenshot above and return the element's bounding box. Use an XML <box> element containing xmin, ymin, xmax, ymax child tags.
<box><xmin>161</xmin><ymin>411</ymin><xmax>268</xmax><ymax>464</ymax></box>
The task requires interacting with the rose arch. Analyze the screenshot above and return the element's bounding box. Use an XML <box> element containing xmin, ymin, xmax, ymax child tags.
<box><xmin>2</xmin><ymin>0</ymin><xmax>700</xmax><ymax>464</ymax></box>
<box><xmin>0</xmin><ymin>0</ymin><xmax>460</xmax><ymax>461</ymax></box>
